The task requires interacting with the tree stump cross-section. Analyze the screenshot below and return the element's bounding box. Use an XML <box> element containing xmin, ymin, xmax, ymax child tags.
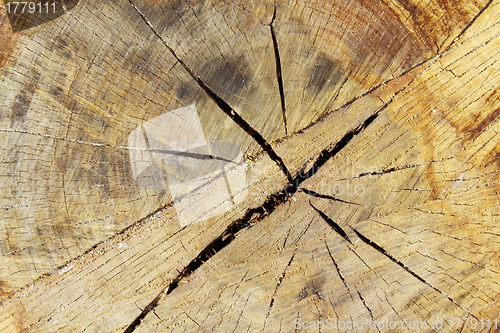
<box><xmin>0</xmin><ymin>0</ymin><xmax>499</xmax><ymax>332</ymax></box>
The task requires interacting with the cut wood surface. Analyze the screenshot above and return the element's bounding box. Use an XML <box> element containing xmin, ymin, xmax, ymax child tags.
<box><xmin>0</xmin><ymin>0</ymin><xmax>499</xmax><ymax>332</ymax></box>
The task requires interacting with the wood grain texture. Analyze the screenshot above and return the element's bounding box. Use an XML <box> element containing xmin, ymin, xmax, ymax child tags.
<box><xmin>134</xmin><ymin>5</ymin><xmax>500</xmax><ymax>329</ymax></box>
<box><xmin>0</xmin><ymin>0</ymin><xmax>498</xmax><ymax>331</ymax></box>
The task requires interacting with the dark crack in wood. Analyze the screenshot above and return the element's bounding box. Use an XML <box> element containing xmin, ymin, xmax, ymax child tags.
<box><xmin>0</xmin><ymin>128</ymin><xmax>234</xmax><ymax>163</ymax></box>
<box><xmin>128</xmin><ymin>0</ymin><xmax>292</xmax><ymax>182</ymax></box>
<box><xmin>269</xmin><ymin>2</ymin><xmax>287</xmax><ymax>135</ymax></box>
<box><xmin>263</xmin><ymin>249</ymin><xmax>296</xmax><ymax>331</ymax></box>
<box><xmin>122</xmin><ymin>77</ymin><xmax>388</xmax><ymax>332</ymax></box>
<box><xmin>338</xmin><ymin>158</ymin><xmax>451</xmax><ymax>181</ymax></box>
<box><xmin>355</xmin><ymin>287</ymin><xmax>381</xmax><ymax>333</ymax></box>
<box><xmin>124</xmin><ymin>204</ymin><xmax>266</xmax><ymax>332</ymax></box>
<box><xmin>310</xmin><ymin>202</ymin><xmax>352</xmax><ymax>244</ymax></box>
<box><xmin>443</xmin><ymin>0</ymin><xmax>494</xmax><ymax>53</ymax></box>
<box><xmin>279</xmin><ymin>103</ymin><xmax>385</xmax><ymax>196</ymax></box>
<box><xmin>352</xmin><ymin>228</ymin><xmax>478</xmax><ymax>319</ymax></box>
<box><xmin>301</xmin><ymin>188</ymin><xmax>360</xmax><ymax>206</ymax></box>
<box><xmin>325</xmin><ymin>240</ymin><xmax>351</xmax><ymax>297</ymax></box>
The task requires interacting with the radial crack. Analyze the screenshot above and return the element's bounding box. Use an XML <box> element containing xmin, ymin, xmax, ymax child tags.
<box><xmin>118</xmin><ymin>100</ymin><xmax>389</xmax><ymax>319</ymax></box>
<box><xmin>128</xmin><ymin>0</ymin><xmax>292</xmax><ymax>182</ymax></box>
<box><xmin>269</xmin><ymin>2</ymin><xmax>287</xmax><ymax>135</ymax></box>
<box><xmin>263</xmin><ymin>249</ymin><xmax>296</xmax><ymax>331</ymax></box>
<box><xmin>0</xmin><ymin>128</ymin><xmax>234</xmax><ymax>163</ymax></box>
<box><xmin>325</xmin><ymin>240</ymin><xmax>351</xmax><ymax>295</ymax></box>
<box><xmin>338</xmin><ymin>158</ymin><xmax>452</xmax><ymax>181</ymax></box>
<box><xmin>283</xmin><ymin>104</ymin><xmax>384</xmax><ymax>193</ymax></box>
<box><xmin>117</xmin><ymin>39</ymin><xmax>391</xmax><ymax>332</ymax></box>
<box><xmin>352</xmin><ymin>228</ymin><xmax>478</xmax><ymax>319</ymax></box>
<box><xmin>355</xmin><ymin>287</ymin><xmax>381</xmax><ymax>333</ymax></box>
<box><xmin>310</xmin><ymin>202</ymin><xmax>352</xmax><ymax>244</ymax></box>
<box><xmin>301</xmin><ymin>188</ymin><xmax>360</xmax><ymax>206</ymax></box>
<box><xmin>121</xmin><ymin>95</ymin><xmax>387</xmax><ymax>331</ymax></box>
<box><xmin>125</xmin><ymin>287</ymin><xmax>169</xmax><ymax>333</ymax></box>
<box><xmin>444</xmin><ymin>0</ymin><xmax>494</xmax><ymax>53</ymax></box>
<box><xmin>123</xmin><ymin>208</ymin><xmax>264</xmax><ymax>332</ymax></box>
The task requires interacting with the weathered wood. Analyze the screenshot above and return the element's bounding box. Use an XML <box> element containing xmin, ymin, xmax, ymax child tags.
<box><xmin>0</xmin><ymin>0</ymin><xmax>499</xmax><ymax>331</ymax></box>
<box><xmin>136</xmin><ymin>8</ymin><xmax>500</xmax><ymax>330</ymax></box>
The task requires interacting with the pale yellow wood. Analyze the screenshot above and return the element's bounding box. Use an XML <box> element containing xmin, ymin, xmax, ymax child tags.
<box><xmin>0</xmin><ymin>0</ymin><xmax>265</xmax><ymax>296</ymax></box>
<box><xmin>131</xmin><ymin>3</ymin><xmax>500</xmax><ymax>330</ymax></box>
<box><xmin>0</xmin><ymin>0</ymin><xmax>498</xmax><ymax>331</ymax></box>
<box><xmin>0</xmin><ymin>56</ymin><xmax>406</xmax><ymax>333</ymax></box>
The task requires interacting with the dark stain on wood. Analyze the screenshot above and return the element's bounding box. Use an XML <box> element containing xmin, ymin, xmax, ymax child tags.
<box><xmin>176</xmin><ymin>82</ymin><xmax>191</xmax><ymax>101</ymax></box>
<box><xmin>139</xmin><ymin>0</ymin><xmax>203</xmax><ymax>32</ymax></box>
<box><xmin>51</xmin><ymin>36</ymin><xmax>75</xmax><ymax>61</ymax></box>
<box><xmin>484</xmin><ymin>149</ymin><xmax>500</xmax><ymax>173</ymax></box>
<box><xmin>298</xmin><ymin>286</ymin><xmax>309</xmax><ymax>300</ymax></box>
<box><xmin>485</xmin><ymin>87</ymin><xmax>500</xmax><ymax>104</ymax></box>
<box><xmin>393</xmin><ymin>0</ymin><xmax>470</xmax><ymax>50</ymax></box>
<box><xmin>50</xmin><ymin>85</ymin><xmax>77</xmax><ymax>111</ymax></box>
<box><xmin>127</xmin><ymin>46</ymin><xmax>156</xmax><ymax>81</ymax></box>
<box><xmin>464</xmin><ymin>107</ymin><xmax>500</xmax><ymax>141</ymax></box>
<box><xmin>298</xmin><ymin>277</ymin><xmax>325</xmax><ymax>301</ymax></box>
<box><xmin>174</xmin><ymin>80</ymin><xmax>211</xmax><ymax>109</ymax></box>
<box><xmin>0</xmin><ymin>280</ymin><xmax>5</xmax><ymax>297</ymax></box>
<box><xmin>175</xmin><ymin>55</ymin><xmax>252</xmax><ymax>105</ymax></box>
<box><xmin>307</xmin><ymin>54</ymin><xmax>342</xmax><ymax>95</ymax></box>
<box><xmin>11</xmin><ymin>71</ymin><xmax>40</xmax><ymax>123</ymax></box>
<box><xmin>54</xmin><ymin>36</ymin><xmax>69</xmax><ymax>49</ymax></box>
<box><xmin>52</xmin><ymin>86</ymin><xmax>63</xmax><ymax>96</ymax></box>
<box><xmin>397</xmin><ymin>0</ymin><xmax>438</xmax><ymax>50</ymax></box>
<box><xmin>199</xmin><ymin>55</ymin><xmax>253</xmax><ymax>100</ymax></box>
<box><xmin>457</xmin><ymin>88</ymin><xmax>500</xmax><ymax>141</ymax></box>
